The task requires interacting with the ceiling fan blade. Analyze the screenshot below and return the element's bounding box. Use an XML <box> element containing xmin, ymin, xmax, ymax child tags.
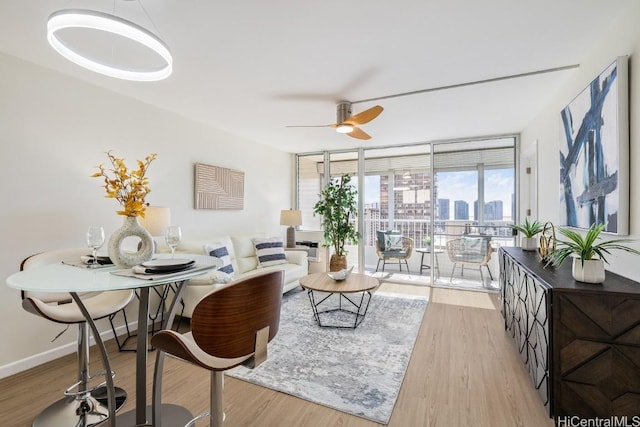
<box><xmin>347</xmin><ymin>127</ymin><xmax>371</xmax><ymax>140</ymax></box>
<box><xmin>285</xmin><ymin>124</ymin><xmax>335</xmax><ymax>128</ymax></box>
<box><xmin>344</xmin><ymin>105</ymin><xmax>383</xmax><ymax>126</ymax></box>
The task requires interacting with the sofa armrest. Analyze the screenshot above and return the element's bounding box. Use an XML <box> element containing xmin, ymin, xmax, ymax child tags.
<box><xmin>285</xmin><ymin>250</ymin><xmax>308</xmax><ymax>266</ymax></box>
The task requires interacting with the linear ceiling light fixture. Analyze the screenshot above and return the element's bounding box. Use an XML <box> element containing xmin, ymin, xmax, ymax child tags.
<box><xmin>351</xmin><ymin>64</ymin><xmax>580</xmax><ymax>104</ymax></box>
<box><xmin>47</xmin><ymin>9</ymin><xmax>172</xmax><ymax>82</ymax></box>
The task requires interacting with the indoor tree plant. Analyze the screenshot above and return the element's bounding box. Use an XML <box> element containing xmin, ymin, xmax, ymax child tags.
<box><xmin>313</xmin><ymin>174</ymin><xmax>360</xmax><ymax>271</ymax></box>
<box><xmin>510</xmin><ymin>218</ymin><xmax>544</xmax><ymax>251</ymax></box>
<box><xmin>545</xmin><ymin>223</ymin><xmax>640</xmax><ymax>283</ymax></box>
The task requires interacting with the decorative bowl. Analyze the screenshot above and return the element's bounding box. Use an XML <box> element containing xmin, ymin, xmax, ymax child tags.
<box><xmin>327</xmin><ymin>266</ymin><xmax>353</xmax><ymax>281</ymax></box>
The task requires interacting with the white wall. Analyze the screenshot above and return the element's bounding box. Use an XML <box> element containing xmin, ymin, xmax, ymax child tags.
<box><xmin>520</xmin><ymin>1</ymin><xmax>640</xmax><ymax>281</ymax></box>
<box><xmin>0</xmin><ymin>52</ymin><xmax>293</xmax><ymax>376</ymax></box>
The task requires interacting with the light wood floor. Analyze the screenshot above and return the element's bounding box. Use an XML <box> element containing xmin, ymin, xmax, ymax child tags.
<box><xmin>0</xmin><ymin>286</ymin><xmax>554</xmax><ymax>427</ymax></box>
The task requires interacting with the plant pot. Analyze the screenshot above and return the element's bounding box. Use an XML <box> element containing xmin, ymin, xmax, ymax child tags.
<box><xmin>572</xmin><ymin>258</ymin><xmax>605</xmax><ymax>284</ymax></box>
<box><xmin>329</xmin><ymin>254</ymin><xmax>348</xmax><ymax>272</ymax></box>
<box><xmin>521</xmin><ymin>237</ymin><xmax>538</xmax><ymax>251</ymax></box>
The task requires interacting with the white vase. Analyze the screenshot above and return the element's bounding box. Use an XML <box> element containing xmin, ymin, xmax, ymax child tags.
<box><xmin>572</xmin><ymin>258</ymin><xmax>605</xmax><ymax>284</ymax></box>
<box><xmin>521</xmin><ymin>237</ymin><xmax>538</xmax><ymax>251</ymax></box>
<box><xmin>108</xmin><ymin>216</ymin><xmax>154</xmax><ymax>268</ymax></box>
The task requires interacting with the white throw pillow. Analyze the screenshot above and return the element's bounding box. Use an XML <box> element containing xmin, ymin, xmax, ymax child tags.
<box><xmin>461</xmin><ymin>236</ymin><xmax>483</xmax><ymax>253</ymax></box>
<box><xmin>385</xmin><ymin>233</ymin><xmax>403</xmax><ymax>251</ymax></box>
<box><xmin>252</xmin><ymin>236</ymin><xmax>287</xmax><ymax>268</ymax></box>
<box><xmin>203</xmin><ymin>242</ymin><xmax>235</xmax><ymax>275</ymax></box>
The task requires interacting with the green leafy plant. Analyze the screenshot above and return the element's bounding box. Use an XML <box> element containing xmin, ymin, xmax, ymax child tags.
<box><xmin>510</xmin><ymin>218</ymin><xmax>544</xmax><ymax>238</ymax></box>
<box><xmin>313</xmin><ymin>174</ymin><xmax>360</xmax><ymax>257</ymax></box>
<box><xmin>545</xmin><ymin>223</ymin><xmax>640</xmax><ymax>267</ymax></box>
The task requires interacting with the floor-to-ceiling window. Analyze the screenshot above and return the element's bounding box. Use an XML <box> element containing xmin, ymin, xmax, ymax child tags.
<box><xmin>296</xmin><ymin>136</ymin><xmax>517</xmax><ymax>292</ymax></box>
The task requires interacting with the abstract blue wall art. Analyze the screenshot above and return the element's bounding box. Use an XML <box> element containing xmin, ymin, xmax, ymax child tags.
<box><xmin>559</xmin><ymin>56</ymin><xmax>629</xmax><ymax>235</ymax></box>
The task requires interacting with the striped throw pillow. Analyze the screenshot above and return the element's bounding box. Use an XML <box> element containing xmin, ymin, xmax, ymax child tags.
<box><xmin>203</xmin><ymin>242</ymin><xmax>234</xmax><ymax>275</ymax></box>
<box><xmin>252</xmin><ymin>237</ymin><xmax>287</xmax><ymax>268</ymax></box>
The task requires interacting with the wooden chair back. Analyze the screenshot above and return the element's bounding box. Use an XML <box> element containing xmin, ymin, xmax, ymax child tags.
<box><xmin>191</xmin><ymin>270</ymin><xmax>284</xmax><ymax>359</ymax></box>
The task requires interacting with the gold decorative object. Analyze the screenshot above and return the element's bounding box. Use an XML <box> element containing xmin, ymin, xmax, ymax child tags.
<box><xmin>92</xmin><ymin>151</ymin><xmax>157</xmax><ymax>217</ymax></box>
<box><xmin>538</xmin><ymin>221</ymin><xmax>556</xmax><ymax>262</ymax></box>
<box><xmin>91</xmin><ymin>151</ymin><xmax>157</xmax><ymax>267</ymax></box>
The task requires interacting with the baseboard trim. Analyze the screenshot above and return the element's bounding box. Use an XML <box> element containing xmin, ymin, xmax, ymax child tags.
<box><xmin>0</xmin><ymin>321</ymin><xmax>138</xmax><ymax>380</ymax></box>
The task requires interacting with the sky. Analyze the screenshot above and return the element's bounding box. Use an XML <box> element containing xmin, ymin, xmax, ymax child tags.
<box><xmin>363</xmin><ymin>169</ymin><xmax>515</xmax><ymax>218</ymax></box>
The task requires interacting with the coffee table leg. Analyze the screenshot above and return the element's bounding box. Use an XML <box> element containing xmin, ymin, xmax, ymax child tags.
<box><xmin>307</xmin><ymin>289</ymin><xmax>334</xmax><ymax>327</ymax></box>
<box><xmin>340</xmin><ymin>291</ymin><xmax>372</xmax><ymax>328</ymax></box>
<box><xmin>308</xmin><ymin>291</ymin><xmax>372</xmax><ymax>329</ymax></box>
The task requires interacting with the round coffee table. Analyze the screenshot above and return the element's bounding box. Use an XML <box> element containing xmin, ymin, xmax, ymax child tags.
<box><xmin>299</xmin><ymin>272</ymin><xmax>379</xmax><ymax>328</ymax></box>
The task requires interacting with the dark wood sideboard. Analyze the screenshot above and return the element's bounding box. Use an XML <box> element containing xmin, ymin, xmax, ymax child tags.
<box><xmin>499</xmin><ymin>247</ymin><xmax>640</xmax><ymax>420</ymax></box>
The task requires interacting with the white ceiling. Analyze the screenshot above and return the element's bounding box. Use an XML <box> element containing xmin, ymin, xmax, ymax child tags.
<box><xmin>0</xmin><ymin>0</ymin><xmax>635</xmax><ymax>153</ymax></box>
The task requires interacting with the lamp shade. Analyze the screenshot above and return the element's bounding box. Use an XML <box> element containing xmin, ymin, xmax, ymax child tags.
<box><xmin>280</xmin><ymin>210</ymin><xmax>302</xmax><ymax>227</ymax></box>
<box><xmin>140</xmin><ymin>206</ymin><xmax>171</xmax><ymax>236</ymax></box>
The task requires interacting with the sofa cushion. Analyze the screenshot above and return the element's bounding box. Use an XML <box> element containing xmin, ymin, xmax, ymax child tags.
<box><xmin>253</xmin><ymin>236</ymin><xmax>287</xmax><ymax>268</ymax></box>
<box><xmin>203</xmin><ymin>242</ymin><xmax>234</xmax><ymax>275</ymax></box>
<box><xmin>230</xmin><ymin>234</ymin><xmax>263</xmax><ymax>273</ymax></box>
<box><xmin>175</xmin><ymin>235</ymin><xmax>239</xmax><ymax>273</ymax></box>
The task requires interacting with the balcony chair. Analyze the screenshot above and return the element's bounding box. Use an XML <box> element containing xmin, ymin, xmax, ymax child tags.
<box><xmin>150</xmin><ymin>270</ymin><xmax>284</xmax><ymax>427</ymax></box>
<box><xmin>20</xmin><ymin>248</ymin><xmax>134</xmax><ymax>427</ymax></box>
<box><xmin>375</xmin><ymin>231</ymin><xmax>414</xmax><ymax>274</ymax></box>
<box><xmin>446</xmin><ymin>236</ymin><xmax>494</xmax><ymax>284</ymax></box>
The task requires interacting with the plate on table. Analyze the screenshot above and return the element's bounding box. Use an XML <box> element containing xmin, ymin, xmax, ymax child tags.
<box><xmin>141</xmin><ymin>258</ymin><xmax>195</xmax><ymax>272</ymax></box>
<box><xmin>82</xmin><ymin>255</ymin><xmax>113</xmax><ymax>265</ymax></box>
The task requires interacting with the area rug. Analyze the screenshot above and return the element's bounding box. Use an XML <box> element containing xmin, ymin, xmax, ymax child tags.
<box><xmin>227</xmin><ymin>287</ymin><xmax>428</xmax><ymax>425</ymax></box>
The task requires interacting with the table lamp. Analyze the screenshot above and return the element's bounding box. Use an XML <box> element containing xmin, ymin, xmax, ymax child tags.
<box><xmin>140</xmin><ymin>206</ymin><xmax>171</xmax><ymax>252</ymax></box>
<box><xmin>280</xmin><ymin>209</ymin><xmax>302</xmax><ymax>248</ymax></box>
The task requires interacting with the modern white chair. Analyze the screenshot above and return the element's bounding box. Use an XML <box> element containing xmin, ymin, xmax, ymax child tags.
<box><xmin>20</xmin><ymin>248</ymin><xmax>134</xmax><ymax>427</ymax></box>
<box><xmin>151</xmin><ymin>270</ymin><xmax>284</xmax><ymax>427</ymax></box>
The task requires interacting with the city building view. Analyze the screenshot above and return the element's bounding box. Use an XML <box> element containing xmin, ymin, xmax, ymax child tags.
<box><xmin>362</xmin><ymin>171</ymin><xmax>515</xmax><ymax>248</ymax></box>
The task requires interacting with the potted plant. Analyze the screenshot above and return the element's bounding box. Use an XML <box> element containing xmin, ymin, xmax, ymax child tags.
<box><xmin>545</xmin><ymin>223</ymin><xmax>640</xmax><ymax>283</ymax></box>
<box><xmin>313</xmin><ymin>174</ymin><xmax>360</xmax><ymax>271</ymax></box>
<box><xmin>510</xmin><ymin>218</ymin><xmax>544</xmax><ymax>251</ymax></box>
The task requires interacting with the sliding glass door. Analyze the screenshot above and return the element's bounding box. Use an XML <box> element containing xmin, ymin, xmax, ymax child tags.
<box><xmin>432</xmin><ymin>139</ymin><xmax>516</xmax><ymax>290</ymax></box>
<box><xmin>296</xmin><ymin>136</ymin><xmax>517</xmax><ymax>292</ymax></box>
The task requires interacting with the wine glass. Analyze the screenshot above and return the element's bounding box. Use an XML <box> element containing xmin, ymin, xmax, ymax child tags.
<box><xmin>86</xmin><ymin>226</ymin><xmax>105</xmax><ymax>268</ymax></box>
<box><xmin>165</xmin><ymin>226</ymin><xmax>182</xmax><ymax>258</ymax></box>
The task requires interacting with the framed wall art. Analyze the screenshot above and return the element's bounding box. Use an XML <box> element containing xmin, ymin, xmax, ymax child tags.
<box><xmin>194</xmin><ymin>163</ymin><xmax>245</xmax><ymax>210</ymax></box>
<box><xmin>559</xmin><ymin>56</ymin><xmax>629</xmax><ymax>235</ymax></box>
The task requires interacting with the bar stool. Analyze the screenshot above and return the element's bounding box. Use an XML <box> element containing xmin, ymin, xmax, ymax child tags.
<box><xmin>20</xmin><ymin>248</ymin><xmax>134</xmax><ymax>427</ymax></box>
<box><xmin>151</xmin><ymin>270</ymin><xmax>284</xmax><ymax>427</ymax></box>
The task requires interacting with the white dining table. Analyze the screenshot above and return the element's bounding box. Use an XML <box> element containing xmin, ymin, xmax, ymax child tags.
<box><xmin>6</xmin><ymin>254</ymin><xmax>219</xmax><ymax>427</ymax></box>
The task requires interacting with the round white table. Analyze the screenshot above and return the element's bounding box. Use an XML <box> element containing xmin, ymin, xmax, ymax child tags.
<box><xmin>6</xmin><ymin>254</ymin><xmax>218</xmax><ymax>427</ymax></box>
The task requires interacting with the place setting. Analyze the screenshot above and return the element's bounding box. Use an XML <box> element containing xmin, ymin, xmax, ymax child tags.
<box><xmin>62</xmin><ymin>226</ymin><xmax>115</xmax><ymax>269</ymax></box>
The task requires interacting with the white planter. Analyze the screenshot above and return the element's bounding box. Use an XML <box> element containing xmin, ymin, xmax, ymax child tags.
<box><xmin>572</xmin><ymin>258</ymin><xmax>605</xmax><ymax>284</ymax></box>
<box><xmin>521</xmin><ymin>237</ymin><xmax>538</xmax><ymax>251</ymax></box>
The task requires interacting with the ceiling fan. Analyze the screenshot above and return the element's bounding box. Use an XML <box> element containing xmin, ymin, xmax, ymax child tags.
<box><xmin>287</xmin><ymin>102</ymin><xmax>383</xmax><ymax>140</ymax></box>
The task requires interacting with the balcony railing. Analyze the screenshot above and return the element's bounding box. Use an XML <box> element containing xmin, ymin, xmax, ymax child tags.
<box><xmin>361</xmin><ymin>218</ymin><xmax>515</xmax><ymax>249</ymax></box>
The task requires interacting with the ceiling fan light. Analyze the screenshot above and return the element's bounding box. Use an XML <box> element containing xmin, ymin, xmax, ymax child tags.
<box><xmin>336</xmin><ymin>124</ymin><xmax>354</xmax><ymax>134</ymax></box>
<box><xmin>47</xmin><ymin>9</ymin><xmax>173</xmax><ymax>82</ymax></box>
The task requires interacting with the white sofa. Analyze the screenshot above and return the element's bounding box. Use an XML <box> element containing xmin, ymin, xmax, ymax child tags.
<box><xmin>169</xmin><ymin>234</ymin><xmax>308</xmax><ymax>318</ymax></box>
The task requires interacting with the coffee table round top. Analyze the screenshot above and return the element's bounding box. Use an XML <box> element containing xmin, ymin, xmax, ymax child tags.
<box><xmin>300</xmin><ymin>272</ymin><xmax>379</xmax><ymax>293</ymax></box>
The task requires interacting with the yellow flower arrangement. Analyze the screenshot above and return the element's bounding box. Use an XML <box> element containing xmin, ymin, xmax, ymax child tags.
<box><xmin>92</xmin><ymin>151</ymin><xmax>157</xmax><ymax>217</ymax></box>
